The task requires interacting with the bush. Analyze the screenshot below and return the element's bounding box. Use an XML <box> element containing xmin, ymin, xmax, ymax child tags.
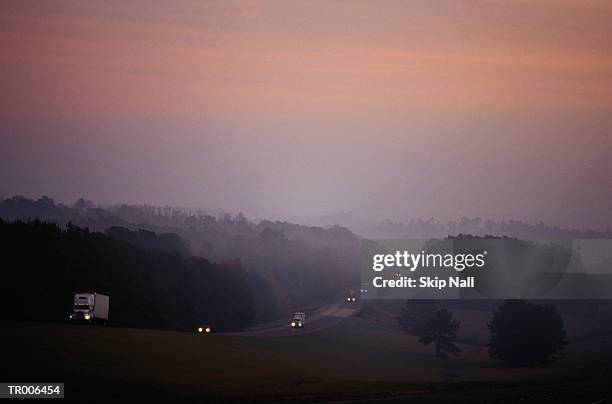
<box><xmin>488</xmin><ymin>300</ymin><xmax>566</xmax><ymax>366</ymax></box>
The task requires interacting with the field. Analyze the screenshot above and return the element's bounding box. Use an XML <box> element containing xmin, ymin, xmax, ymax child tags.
<box><xmin>3</xmin><ymin>312</ymin><xmax>611</xmax><ymax>402</ymax></box>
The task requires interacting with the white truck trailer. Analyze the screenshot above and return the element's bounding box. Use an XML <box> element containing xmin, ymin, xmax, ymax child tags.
<box><xmin>69</xmin><ymin>292</ymin><xmax>109</xmax><ymax>325</ymax></box>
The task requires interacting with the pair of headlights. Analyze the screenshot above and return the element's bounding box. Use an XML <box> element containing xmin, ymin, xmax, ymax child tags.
<box><xmin>69</xmin><ymin>313</ymin><xmax>91</xmax><ymax>320</ymax></box>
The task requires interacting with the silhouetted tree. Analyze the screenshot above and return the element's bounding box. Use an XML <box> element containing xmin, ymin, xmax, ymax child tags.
<box><xmin>397</xmin><ymin>300</ymin><xmax>438</xmax><ymax>336</ymax></box>
<box><xmin>418</xmin><ymin>309</ymin><xmax>461</xmax><ymax>357</ymax></box>
<box><xmin>488</xmin><ymin>300</ymin><xmax>566</xmax><ymax>366</ymax></box>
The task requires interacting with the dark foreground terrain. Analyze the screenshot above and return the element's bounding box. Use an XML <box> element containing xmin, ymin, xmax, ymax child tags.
<box><xmin>2</xmin><ymin>314</ymin><xmax>612</xmax><ymax>402</ymax></box>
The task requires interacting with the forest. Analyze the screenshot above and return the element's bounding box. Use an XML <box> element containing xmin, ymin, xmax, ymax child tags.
<box><xmin>0</xmin><ymin>220</ymin><xmax>255</xmax><ymax>331</ymax></box>
<box><xmin>0</xmin><ymin>196</ymin><xmax>362</xmax><ymax>324</ymax></box>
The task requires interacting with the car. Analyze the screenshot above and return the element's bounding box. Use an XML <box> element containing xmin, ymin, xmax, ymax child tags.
<box><xmin>197</xmin><ymin>325</ymin><xmax>212</xmax><ymax>334</ymax></box>
<box><xmin>347</xmin><ymin>290</ymin><xmax>357</xmax><ymax>302</ymax></box>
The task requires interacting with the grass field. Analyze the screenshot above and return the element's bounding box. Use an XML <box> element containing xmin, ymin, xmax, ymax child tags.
<box><xmin>3</xmin><ymin>316</ymin><xmax>611</xmax><ymax>402</ymax></box>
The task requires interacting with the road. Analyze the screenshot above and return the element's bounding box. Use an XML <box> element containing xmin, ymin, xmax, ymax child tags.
<box><xmin>230</xmin><ymin>298</ymin><xmax>362</xmax><ymax>337</ymax></box>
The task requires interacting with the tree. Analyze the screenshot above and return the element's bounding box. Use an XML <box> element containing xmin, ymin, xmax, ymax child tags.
<box><xmin>418</xmin><ymin>309</ymin><xmax>461</xmax><ymax>357</ymax></box>
<box><xmin>488</xmin><ymin>300</ymin><xmax>566</xmax><ymax>366</ymax></box>
<box><xmin>397</xmin><ymin>300</ymin><xmax>438</xmax><ymax>336</ymax></box>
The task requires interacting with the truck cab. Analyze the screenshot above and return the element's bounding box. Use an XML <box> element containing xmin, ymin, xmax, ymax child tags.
<box><xmin>290</xmin><ymin>312</ymin><xmax>305</xmax><ymax>328</ymax></box>
<box><xmin>69</xmin><ymin>292</ymin><xmax>109</xmax><ymax>325</ymax></box>
<box><xmin>347</xmin><ymin>290</ymin><xmax>357</xmax><ymax>302</ymax></box>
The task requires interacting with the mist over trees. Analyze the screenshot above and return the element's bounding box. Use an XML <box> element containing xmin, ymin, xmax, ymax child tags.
<box><xmin>105</xmin><ymin>226</ymin><xmax>190</xmax><ymax>256</ymax></box>
<box><xmin>107</xmin><ymin>204</ymin><xmax>362</xmax><ymax>320</ymax></box>
<box><xmin>358</xmin><ymin>217</ymin><xmax>611</xmax><ymax>240</ymax></box>
<box><xmin>0</xmin><ymin>196</ymin><xmax>361</xmax><ymax>323</ymax></box>
<box><xmin>0</xmin><ymin>220</ymin><xmax>255</xmax><ymax>331</ymax></box>
<box><xmin>2</xmin><ymin>196</ymin><xmax>609</xmax><ymax>242</ymax></box>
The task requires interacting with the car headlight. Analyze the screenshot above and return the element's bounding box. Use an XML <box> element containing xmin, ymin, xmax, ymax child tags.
<box><xmin>198</xmin><ymin>327</ymin><xmax>203</xmax><ymax>333</ymax></box>
<box><xmin>84</xmin><ymin>314</ymin><xmax>91</xmax><ymax>320</ymax></box>
<box><xmin>291</xmin><ymin>322</ymin><xmax>296</xmax><ymax>327</ymax></box>
<box><xmin>205</xmin><ymin>327</ymin><xmax>211</xmax><ymax>333</ymax></box>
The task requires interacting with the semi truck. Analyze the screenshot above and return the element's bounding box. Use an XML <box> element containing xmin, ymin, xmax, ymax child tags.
<box><xmin>69</xmin><ymin>292</ymin><xmax>109</xmax><ymax>325</ymax></box>
<box><xmin>290</xmin><ymin>312</ymin><xmax>305</xmax><ymax>328</ymax></box>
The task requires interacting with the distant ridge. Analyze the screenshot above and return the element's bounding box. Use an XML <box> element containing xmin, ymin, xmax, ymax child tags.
<box><xmin>305</xmin><ymin>211</ymin><xmax>352</xmax><ymax>227</ymax></box>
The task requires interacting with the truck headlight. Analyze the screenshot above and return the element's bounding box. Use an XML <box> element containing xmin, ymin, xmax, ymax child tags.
<box><xmin>84</xmin><ymin>314</ymin><xmax>91</xmax><ymax>320</ymax></box>
<box><xmin>291</xmin><ymin>322</ymin><xmax>296</xmax><ymax>327</ymax></box>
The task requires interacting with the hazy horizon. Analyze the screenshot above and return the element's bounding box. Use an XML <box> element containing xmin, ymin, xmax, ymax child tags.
<box><xmin>1</xmin><ymin>1</ymin><xmax>611</xmax><ymax>229</ymax></box>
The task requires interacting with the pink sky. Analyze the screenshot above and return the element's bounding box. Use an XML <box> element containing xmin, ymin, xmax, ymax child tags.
<box><xmin>1</xmin><ymin>0</ymin><xmax>611</xmax><ymax>228</ymax></box>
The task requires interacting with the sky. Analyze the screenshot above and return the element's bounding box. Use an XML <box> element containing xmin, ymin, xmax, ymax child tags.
<box><xmin>1</xmin><ymin>0</ymin><xmax>611</xmax><ymax>229</ymax></box>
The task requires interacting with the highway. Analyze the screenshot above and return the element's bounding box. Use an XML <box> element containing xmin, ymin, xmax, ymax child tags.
<box><xmin>231</xmin><ymin>298</ymin><xmax>362</xmax><ymax>337</ymax></box>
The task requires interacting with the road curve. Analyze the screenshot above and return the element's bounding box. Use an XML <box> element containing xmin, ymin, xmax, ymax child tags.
<box><xmin>229</xmin><ymin>298</ymin><xmax>362</xmax><ymax>337</ymax></box>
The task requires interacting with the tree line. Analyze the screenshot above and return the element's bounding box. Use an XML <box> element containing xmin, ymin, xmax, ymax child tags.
<box><xmin>0</xmin><ymin>196</ymin><xmax>362</xmax><ymax>323</ymax></box>
<box><xmin>360</xmin><ymin>217</ymin><xmax>611</xmax><ymax>240</ymax></box>
<box><xmin>0</xmin><ymin>220</ymin><xmax>255</xmax><ymax>332</ymax></box>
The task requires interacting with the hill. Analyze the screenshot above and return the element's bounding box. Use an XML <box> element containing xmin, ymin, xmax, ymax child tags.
<box><xmin>0</xmin><ymin>220</ymin><xmax>254</xmax><ymax>331</ymax></box>
<box><xmin>3</xmin><ymin>319</ymin><xmax>611</xmax><ymax>402</ymax></box>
